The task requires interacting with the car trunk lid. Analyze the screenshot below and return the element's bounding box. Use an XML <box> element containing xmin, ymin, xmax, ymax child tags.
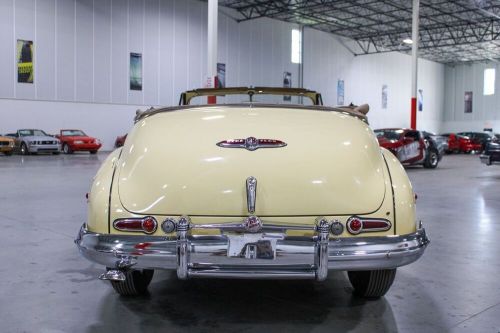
<box><xmin>117</xmin><ymin>106</ymin><xmax>386</xmax><ymax>216</ymax></box>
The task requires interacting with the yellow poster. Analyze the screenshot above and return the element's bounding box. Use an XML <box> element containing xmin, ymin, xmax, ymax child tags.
<box><xmin>17</xmin><ymin>39</ymin><xmax>34</xmax><ymax>83</ymax></box>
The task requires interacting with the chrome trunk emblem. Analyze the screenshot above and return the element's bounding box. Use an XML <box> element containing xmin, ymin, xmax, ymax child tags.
<box><xmin>216</xmin><ymin>137</ymin><xmax>287</xmax><ymax>151</ymax></box>
<box><xmin>243</xmin><ymin>215</ymin><xmax>262</xmax><ymax>233</ymax></box>
<box><xmin>246</xmin><ymin>176</ymin><xmax>257</xmax><ymax>214</ymax></box>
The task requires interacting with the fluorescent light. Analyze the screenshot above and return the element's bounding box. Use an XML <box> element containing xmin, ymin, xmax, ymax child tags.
<box><xmin>403</xmin><ymin>38</ymin><xmax>413</xmax><ymax>44</ymax></box>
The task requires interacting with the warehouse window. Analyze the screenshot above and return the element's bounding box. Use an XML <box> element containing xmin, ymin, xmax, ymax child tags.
<box><xmin>483</xmin><ymin>68</ymin><xmax>495</xmax><ymax>95</ymax></box>
<box><xmin>291</xmin><ymin>29</ymin><xmax>302</xmax><ymax>64</ymax></box>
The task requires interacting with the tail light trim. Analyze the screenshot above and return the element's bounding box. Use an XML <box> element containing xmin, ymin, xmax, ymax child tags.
<box><xmin>113</xmin><ymin>216</ymin><xmax>158</xmax><ymax>234</ymax></box>
<box><xmin>346</xmin><ymin>216</ymin><xmax>392</xmax><ymax>235</ymax></box>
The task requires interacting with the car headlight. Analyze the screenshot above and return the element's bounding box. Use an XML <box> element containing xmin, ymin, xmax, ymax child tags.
<box><xmin>95</xmin><ymin>139</ymin><xmax>101</xmax><ymax>144</ymax></box>
<box><xmin>74</xmin><ymin>140</ymin><xmax>84</xmax><ymax>144</ymax></box>
<box><xmin>28</xmin><ymin>141</ymin><xmax>33</xmax><ymax>146</ymax></box>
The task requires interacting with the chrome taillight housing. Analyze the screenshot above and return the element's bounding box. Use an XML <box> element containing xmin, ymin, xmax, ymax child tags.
<box><xmin>113</xmin><ymin>216</ymin><xmax>158</xmax><ymax>234</ymax></box>
<box><xmin>346</xmin><ymin>216</ymin><xmax>391</xmax><ymax>235</ymax></box>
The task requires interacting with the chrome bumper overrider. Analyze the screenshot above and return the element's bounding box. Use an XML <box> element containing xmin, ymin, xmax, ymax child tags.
<box><xmin>75</xmin><ymin>222</ymin><xmax>429</xmax><ymax>281</ymax></box>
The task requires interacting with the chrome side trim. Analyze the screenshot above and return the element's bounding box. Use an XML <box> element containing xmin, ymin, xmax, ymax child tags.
<box><xmin>76</xmin><ymin>223</ymin><xmax>429</xmax><ymax>280</ymax></box>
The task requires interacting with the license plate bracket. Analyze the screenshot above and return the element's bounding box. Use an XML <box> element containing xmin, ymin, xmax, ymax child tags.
<box><xmin>227</xmin><ymin>233</ymin><xmax>284</xmax><ymax>259</ymax></box>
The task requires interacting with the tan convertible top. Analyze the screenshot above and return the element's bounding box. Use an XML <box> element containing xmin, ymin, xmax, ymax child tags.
<box><xmin>135</xmin><ymin>87</ymin><xmax>369</xmax><ymax>123</ymax></box>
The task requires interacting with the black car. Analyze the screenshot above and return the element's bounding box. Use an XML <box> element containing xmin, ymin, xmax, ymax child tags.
<box><xmin>480</xmin><ymin>141</ymin><xmax>500</xmax><ymax>166</ymax></box>
<box><xmin>457</xmin><ymin>131</ymin><xmax>497</xmax><ymax>151</ymax></box>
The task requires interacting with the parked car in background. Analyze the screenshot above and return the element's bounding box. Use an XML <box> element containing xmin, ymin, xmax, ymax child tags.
<box><xmin>441</xmin><ymin>133</ymin><xmax>482</xmax><ymax>153</ymax></box>
<box><xmin>56</xmin><ymin>129</ymin><xmax>101</xmax><ymax>154</ymax></box>
<box><xmin>422</xmin><ymin>131</ymin><xmax>448</xmax><ymax>153</ymax></box>
<box><xmin>375</xmin><ymin>128</ymin><xmax>444</xmax><ymax>168</ymax></box>
<box><xmin>0</xmin><ymin>135</ymin><xmax>15</xmax><ymax>156</ymax></box>
<box><xmin>457</xmin><ymin>132</ymin><xmax>497</xmax><ymax>151</ymax></box>
<box><xmin>75</xmin><ymin>87</ymin><xmax>429</xmax><ymax>298</ymax></box>
<box><xmin>114</xmin><ymin>134</ymin><xmax>127</xmax><ymax>148</ymax></box>
<box><xmin>480</xmin><ymin>141</ymin><xmax>500</xmax><ymax>166</ymax></box>
<box><xmin>6</xmin><ymin>129</ymin><xmax>60</xmax><ymax>155</ymax></box>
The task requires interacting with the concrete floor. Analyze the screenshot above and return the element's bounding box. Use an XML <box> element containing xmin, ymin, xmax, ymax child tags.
<box><xmin>0</xmin><ymin>153</ymin><xmax>499</xmax><ymax>333</ymax></box>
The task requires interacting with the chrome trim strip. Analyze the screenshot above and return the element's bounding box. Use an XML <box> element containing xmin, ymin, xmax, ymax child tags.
<box><xmin>76</xmin><ymin>223</ymin><xmax>429</xmax><ymax>280</ymax></box>
<box><xmin>190</xmin><ymin>222</ymin><xmax>316</xmax><ymax>233</ymax></box>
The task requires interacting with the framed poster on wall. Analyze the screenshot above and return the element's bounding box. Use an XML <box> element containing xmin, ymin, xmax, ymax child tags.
<box><xmin>130</xmin><ymin>53</ymin><xmax>142</xmax><ymax>91</ymax></box>
<box><xmin>337</xmin><ymin>80</ymin><xmax>345</xmax><ymax>105</ymax></box>
<box><xmin>217</xmin><ymin>63</ymin><xmax>226</xmax><ymax>88</ymax></box>
<box><xmin>17</xmin><ymin>39</ymin><xmax>34</xmax><ymax>83</ymax></box>
<box><xmin>418</xmin><ymin>89</ymin><xmax>423</xmax><ymax>112</ymax></box>
<box><xmin>381</xmin><ymin>84</ymin><xmax>388</xmax><ymax>109</ymax></box>
<box><xmin>464</xmin><ymin>91</ymin><xmax>473</xmax><ymax>113</ymax></box>
<box><xmin>283</xmin><ymin>71</ymin><xmax>292</xmax><ymax>101</ymax></box>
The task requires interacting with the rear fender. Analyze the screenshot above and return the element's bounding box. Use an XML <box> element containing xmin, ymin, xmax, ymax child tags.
<box><xmin>381</xmin><ymin>148</ymin><xmax>417</xmax><ymax>235</ymax></box>
<box><xmin>87</xmin><ymin>148</ymin><xmax>122</xmax><ymax>233</ymax></box>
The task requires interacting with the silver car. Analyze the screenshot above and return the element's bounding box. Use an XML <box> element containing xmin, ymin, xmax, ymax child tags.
<box><xmin>6</xmin><ymin>129</ymin><xmax>61</xmax><ymax>155</ymax></box>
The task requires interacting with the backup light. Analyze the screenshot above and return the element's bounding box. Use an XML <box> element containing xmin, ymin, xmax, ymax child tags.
<box><xmin>113</xmin><ymin>216</ymin><xmax>157</xmax><ymax>234</ymax></box>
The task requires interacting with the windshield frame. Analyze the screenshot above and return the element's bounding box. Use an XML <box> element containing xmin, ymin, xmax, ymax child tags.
<box><xmin>61</xmin><ymin>129</ymin><xmax>86</xmax><ymax>136</ymax></box>
<box><xmin>19</xmin><ymin>129</ymin><xmax>48</xmax><ymax>137</ymax></box>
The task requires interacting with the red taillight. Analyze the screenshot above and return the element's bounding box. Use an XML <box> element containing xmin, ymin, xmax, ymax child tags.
<box><xmin>142</xmin><ymin>217</ymin><xmax>157</xmax><ymax>233</ymax></box>
<box><xmin>346</xmin><ymin>216</ymin><xmax>391</xmax><ymax>235</ymax></box>
<box><xmin>113</xmin><ymin>216</ymin><xmax>157</xmax><ymax>234</ymax></box>
<box><xmin>347</xmin><ymin>218</ymin><xmax>362</xmax><ymax>234</ymax></box>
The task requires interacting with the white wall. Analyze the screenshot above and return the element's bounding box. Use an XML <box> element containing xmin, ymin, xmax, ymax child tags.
<box><xmin>0</xmin><ymin>0</ymin><xmax>446</xmax><ymax>150</ymax></box>
<box><xmin>442</xmin><ymin>62</ymin><xmax>500</xmax><ymax>133</ymax></box>
<box><xmin>304</xmin><ymin>28</ymin><xmax>445</xmax><ymax>133</ymax></box>
<box><xmin>0</xmin><ymin>0</ymin><xmax>300</xmax><ymax>150</ymax></box>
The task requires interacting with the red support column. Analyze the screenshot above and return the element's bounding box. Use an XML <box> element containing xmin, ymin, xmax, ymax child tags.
<box><xmin>411</xmin><ymin>97</ymin><xmax>417</xmax><ymax>129</ymax></box>
<box><xmin>207</xmin><ymin>76</ymin><xmax>218</xmax><ymax>104</ymax></box>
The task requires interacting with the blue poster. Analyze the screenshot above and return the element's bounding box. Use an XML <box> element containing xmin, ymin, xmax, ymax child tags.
<box><xmin>418</xmin><ymin>89</ymin><xmax>423</xmax><ymax>112</ymax></box>
<box><xmin>337</xmin><ymin>80</ymin><xmax>344</xmax><ymax>105</ymax></box>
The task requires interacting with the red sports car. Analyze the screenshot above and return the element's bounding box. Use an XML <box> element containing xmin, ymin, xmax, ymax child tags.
<box><xmin>56</xmin><ymin>129</ymin><xmax>102</xmax><ymax>154</ymax></box>
<box><xmin>114</xmin><ymin>134</ymin><xmax>127</xmax><ymax>148</ymax></box>
<box><xmin>374</xmin><ymin>128</ymin><xmax>445</xmax><ymax>168</ymax></box>
<box><xmin>441</xmin><ymin>133</ymin><xmax>481</xmax><ymax>153</ymax></box>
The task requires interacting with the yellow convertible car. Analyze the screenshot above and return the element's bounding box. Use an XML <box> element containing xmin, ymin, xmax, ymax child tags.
<box><xmin>0</xmin><ymin>135</ymin><xmax>15</xmax><ymax>155</ymax></box>
<box><xmin>75</xmin><ymin>87</ymin><xmax>429</xmax><ymax>298</ymax></box>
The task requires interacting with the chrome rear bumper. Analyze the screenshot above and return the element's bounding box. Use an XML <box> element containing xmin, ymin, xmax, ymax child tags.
<box><xmin>75</xmin><ymin>223</ymin><xmax>429</xmax><ymax>281</ymax></box>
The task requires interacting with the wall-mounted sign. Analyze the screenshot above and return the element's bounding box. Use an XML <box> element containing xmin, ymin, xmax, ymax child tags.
<box><xmin>418</xmin><ymin>89</ymin><xmax>423</xmax><ymax>112</ymax></box>
<box><xmin>381</xmin><ymin>84</ymin><xmax>387</xmax><ymax>109</ymax></box>
<box><xmin>17</xmin><ymin>39</ymin><xmax>34</xmax><ymax>83</ymax></box>
<box><xmin>130</xmin><ymin>53</ymin><xmax>142</xmax><ymax>91</ymax></box>
<box><xmin>283</xmin><ymin>71</ymin><xmax>292</xmax><ymax>101</ymax></box>
<box><xmin>217</xmin><ymin>63</ymin><xmax>226</xmax><ymax>88</ymax></box>
<box><xmin>337</xmin><ymin>80</ymin><xmax>345</xmax><ymax>105</ymax></box>
<box><xmin>464</xmin><ymin>91</ymin><xmax>473</xmax><ymax>113</ymax></box>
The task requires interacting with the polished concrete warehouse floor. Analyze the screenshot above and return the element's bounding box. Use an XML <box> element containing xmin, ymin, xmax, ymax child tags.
<box><xmin>0</xmin><ymin>153</ymin><xmax>499</xmax><ymax>333</ymax></box>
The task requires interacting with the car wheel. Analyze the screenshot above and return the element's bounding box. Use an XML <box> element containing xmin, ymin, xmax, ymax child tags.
<box><xmin>109</xmin><ymin>269</ymin><xmax>154</xmax><ymax>296</ymax></box>
<box><xmin>63</xmin><ymin>143</ymin><xmax>73</xmax><ymax>154</ymax></box>
<box><xmin>348</xmin><ymin>269</ymin><xmax>396</xmax><ymax>298</ymax></box>
<box><xmin>423</xmin><ymin>149</ymin><xmax>439</xmax><ymax>168</ymax></box>
<box><xmin>20</xmin><ymin>143</ymin><xmax>29</xmax><ymax>155</ymax></box>
<box><xmin>89</xmin><ymin>150</ymin><xmax>97</xmax><ymax>155</ymax></box>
